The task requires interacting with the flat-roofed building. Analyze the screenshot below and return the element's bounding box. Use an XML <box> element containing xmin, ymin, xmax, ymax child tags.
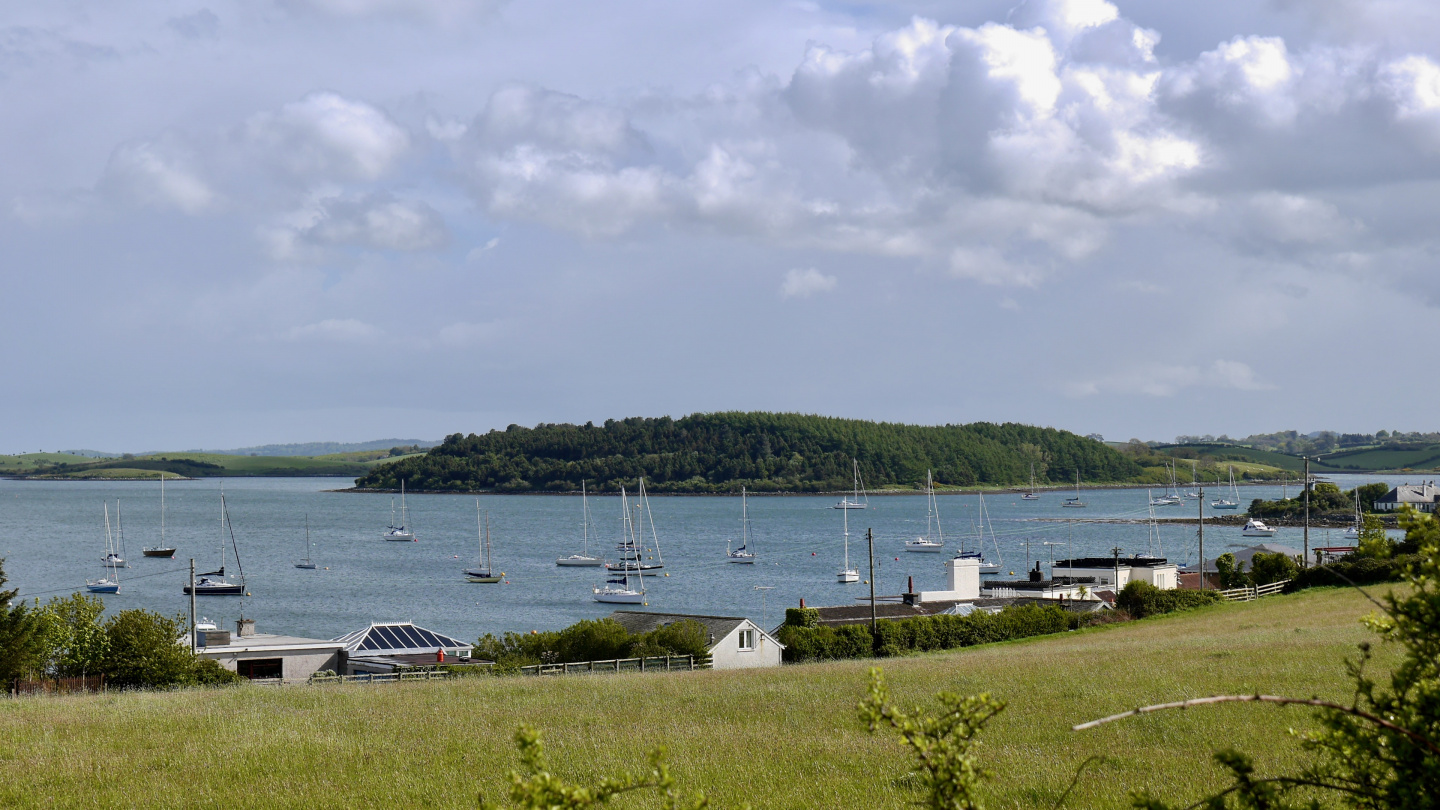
<box><xmin>195</xmin><ymin>619</ymin><xmax>344</xmax><ymax>681</ymax></box>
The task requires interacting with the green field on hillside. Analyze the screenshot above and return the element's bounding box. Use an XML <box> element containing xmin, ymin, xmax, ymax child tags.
<box><xmin>1158</xmin><ymin>444</ymin><xmax>1307</xmax><ymax>473</ymax></box>
<box><xmin>8</xmin><ymin>450</ymin><xmax>420</xmax><ymax>480</ymax></box>
<box><xmin>0</xmin><ymin>587</ymin><xmax>1390</xmax><ymax>808</ymax></box>
<box><xmin>1314</xmin><ymin>443</ymin><xmax>1440</xmax><ymax>471</ymax></box>
<box><xmin>0</xmin><ymin>452</ymin><xmax>100</xmax><ymax>472</ymax></box>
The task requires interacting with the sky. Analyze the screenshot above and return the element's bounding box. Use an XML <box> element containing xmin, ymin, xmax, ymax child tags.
<box><xmin>4</xmin><ymin>0</ymin><xmax>1440</xmax><ymax>453</ymax></box>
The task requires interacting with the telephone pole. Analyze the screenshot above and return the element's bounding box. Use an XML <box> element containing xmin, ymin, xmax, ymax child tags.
<box><xmin>1198</xmin><ymin>486</ymin><xmax>1205</xmax><ymax>589</ymax></box>
<box><xmin>867</xmin><ymin>529</ymin><xmax>877</xmax><ymax>641</ymax></box>
<box><xmin>1303</xmin><ymin>456</ymin><xmax>1311</xmax><ymax>568</ymax></box>
<box><xmin>188</xmin><ymin>558</ymin><xmax>197</xmax><ymax>653</ymax></box>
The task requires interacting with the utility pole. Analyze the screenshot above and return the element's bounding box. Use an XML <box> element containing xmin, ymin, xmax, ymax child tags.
<box><xmin>1198</xmin><ymin>487</ymin><xmax>1206</xmax><ymax>589</ymax></box>
<box><xmin>1303</xmin><ymin>456</ymin><xmax>1311</xmax><ymax>568</ymax></box>
<box><xmin>188</xmin><ymin>558</ymin><xmax>197</xmax><ymax>654</ymax></box>
<box><xmin>867</xmin><ymin>529</ymin><xmax>877</xmax><ymax>641</ymax></box>
<box><xmin>1112</xmin><ymin>546</ymin><xmax>1122</xmax><ymax>590</ymax></box>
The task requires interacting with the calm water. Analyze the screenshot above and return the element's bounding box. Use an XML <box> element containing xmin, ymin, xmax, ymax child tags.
<box><xmin>0</xmin><ymin>473</ymin><xmax>1410</xmax><ymax>642</ymax></box>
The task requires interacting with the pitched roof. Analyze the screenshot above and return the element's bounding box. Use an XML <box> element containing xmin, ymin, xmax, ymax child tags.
<box><xmin>1377</xmin><ymin>483</ymin><xmax>1439</xmax><ymax>503</ymax></box>
<box><xmin>1181</xmin><ymin>542</ymin><xmax>1303</xmax><ymax>572</ymax></box>
<box><xmin>1054</xmin><ymin>557</ymin><xmax>1173</xmax><ymax>568</ymax></box>
<box><xmin>606</xmin><ymin>611</ymin><xmax>752</xmax><ymax>647</ymax></box>
<box><xmin>333</xmin><ymin>622</ymin><xmax>472</xmax><ymax>655</ymax></box>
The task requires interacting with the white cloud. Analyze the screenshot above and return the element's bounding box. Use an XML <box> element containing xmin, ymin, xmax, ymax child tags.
<box><xmin>285</xmin><ymin>318</ymin><xmax>382</xmax><ymax>343</ymax></box>
<box><xmin>244</xmin><ymin>92</ymin><xmax>410</xmax><ymax>182</ymax></box>
<box><xmin>1067</xmin><ymin>360</ymin><xmax>1276</xmax><ymax>397</ymax></box>
<box><xmin>779</xmin><ymin>268</ymin><xmax>837</xmax><ymax>299</ymax></box>
<box><xmin>465</xmin><ymin>238</ymin><xmax>500</xmax><ymax>262</ymax></box>
<box><xmin>100</xmin><ymin>138</ymin><xmax>216</xmax><ymax>214</ymax></box>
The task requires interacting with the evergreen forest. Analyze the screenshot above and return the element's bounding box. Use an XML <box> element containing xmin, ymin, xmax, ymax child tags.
<box><xmin>352</xmin><ymin>412</ymin><xmax>1142</xmax><ymax>493</ymax></box>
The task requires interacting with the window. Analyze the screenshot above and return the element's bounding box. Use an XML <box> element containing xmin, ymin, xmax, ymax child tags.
<box><xmin>737</xmin><ymin>629</ymin><xmax>755</xmax><ymax>651</ymax></box>
<box><xmin>237</xmin><ymin>658</ymin><xmax>283</xmax><ymax>679</ymax></box>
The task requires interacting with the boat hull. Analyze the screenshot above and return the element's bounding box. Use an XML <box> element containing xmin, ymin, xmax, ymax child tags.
<box><xmin>727</xmin><ymin>555</ymin><xmax>756</xmax><ymax>564</ymax></box>
<box><xmin>905</xmin><ymin>544</ymin><xmax>944</xmax><ymax>553</ymax></box>
<box><xmin>556</xmin><ymin>556</ymin><xmax>603</xmax><ymax>567</ymax></box>
<box><xmin>1021</xmin><ymin>494</ymin><xmax>1041</xmax><ymax>501</ymax></box>
<box><xmin>837</xmin><ymin>570</ymin><xmax>859</xmax><ymax>583</ymax></box>
<box><xmin>1210</xmin><ymin>503</ymin><xmax>1239</xmax><ymax>510</ymax></box>
<box><xmin>383</xmin><ymin>532</ymin><xmax>416</xmax><ymax>542</ymax></box>
<box><xmin>183</xmin><ymin>584</ymin><xmax>244</xmax><ymax>596</ymax></box>
<box><xmin>142</xmin><ymin>548</ymin><xmax>176</xmax><ymax>558</ymax></box>
<box><xmin>85</xmin><ymin>583</ymin><xmax>119</xmax><ymax>594</ymax></box>
<box><xmin>605</xmin><ymin>564</ymin><xmax>664</xmax><ymax>576</ymax></box>
<box><xmin>467</xmin><ymin>576</ymin><xmax>502</xmax><ymax>583</ymax></box>
<box><xmin>295</xmin><ymin>563</ymin><xmax>317</xmax><ymax>570</ymax></box>
<box><xmin>593</xmin><ymin>588</ymin><xmax>645</xmax><ymax>603</ymax></box>
<box><xmin>1241</xmin><ymin>529</ymin><xmax>1276</xmax><ymax>538</ymax></box>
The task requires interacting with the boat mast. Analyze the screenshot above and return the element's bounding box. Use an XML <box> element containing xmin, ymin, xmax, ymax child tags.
<box><xmin>160</xmin><ymin>473</ymin><xmax>166</xmax><ymax>546</ymax></box>
<box><xmin>400</xmin><ymin>480</ymin><xmax>408</xmax><ymax>529</ymax></box>
<box><xmin>843</xmin><ymin>498</ymin><xmax>850</xmax><ymax>571</ymax></box>
<box><xmin>117</xmin><ymin>500</ymin><xmax>125</xmax><ymax>561</ymax></box>
<box><xmin>305</xmin><ymin>513</ymin><xmax>312</xmax><ymax>565</ymax></box>
<box><xmin>742</xmin><ymin>487</ymin><xmax>749</xmax><ymax>552</ymax></box>
<box><xmin>638</xmin><ymin>477</ymin><xmax>663</xmax><ymax>566</ymax></box>
<box><xmin>581</xmin><ymin>480</ymin><xmax>590</xmax><ymax>556</ymax></box>
<box><xmin>485</xmin><ymin>510</ymin><xmax>493</xmax><ymax>574</ymax></box>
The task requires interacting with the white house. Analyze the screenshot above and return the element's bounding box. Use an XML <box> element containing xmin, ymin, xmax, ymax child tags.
<box><xmin>607</xmin><ymin>611</ymin><xmax>783</xmax><ymax>669</ymax></box>
<box><xmin>195</xmin><ymin>619</ymin><xmax>345</xmax><ymax>681</ymax></box>
<box><xmin>1051</xmin><ymin>556</ymin><xmax>1180</xmax><ymax>590</ymax></box>
<box><xmin>917</xmin><ymin>556</ymin><xmax>981</xmax><ymax>602</ymax></box>
<box><xmin>1374</xmin><ymin>482</ymin><xmax>1440</xmax><ymax>513</ymax></box>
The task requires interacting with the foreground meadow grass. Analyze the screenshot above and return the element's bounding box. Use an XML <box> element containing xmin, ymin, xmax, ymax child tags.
<box><xmin>0</xmin><ymin>587</ymin><xmax>1390</xmax><ymax>808</ymax></box>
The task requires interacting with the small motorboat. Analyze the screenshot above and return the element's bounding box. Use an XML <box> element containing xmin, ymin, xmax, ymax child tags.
<box><xmin>1242</xmin><ymin>518</ymin><xmax>1277</xmax><ymax>538</ymax></box>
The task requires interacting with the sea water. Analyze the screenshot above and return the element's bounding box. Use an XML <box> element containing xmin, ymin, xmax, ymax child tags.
<box><xmin>0</xmin><ymin>473</ymin><xmax>1412</xmax><ymax>642</ymax></box>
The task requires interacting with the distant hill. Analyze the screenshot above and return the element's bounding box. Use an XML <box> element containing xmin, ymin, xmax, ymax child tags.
<box><xmin>198</xmin><ymin>439</ymin><xmax>438</xmax><ymax>457</ymax></box>
<box><xmin>354</xmin><ymin>412</ymin><xmax>1142</xmax><ymax>493</ymax></box>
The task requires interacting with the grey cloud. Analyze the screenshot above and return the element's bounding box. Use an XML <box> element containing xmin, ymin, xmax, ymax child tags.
<box><xmin>168</xmin><ymin>10</ymin><xmax>220</xmax><ymax>40</ymax></box>
<box><xmin>297</xmin><ymin>192</ymin><xmax>449</xmax><ymax>252</ymax></box>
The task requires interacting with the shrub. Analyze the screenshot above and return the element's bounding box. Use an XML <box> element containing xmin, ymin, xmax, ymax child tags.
<box><xmin>783</xmin><ymin>607</ymin><xmax>818</xmax><ymax>628</ymax></box>
<box><xmin>193</xmin><ymin>657</ymin><xmax>243</xmax><ymax>685</ymax></box>
<box><xmin>1117</xmin><ymin>581</ymin><xmax>1221</xmax><ymax>618</ymax></box>
<box><xmin>1284</xmin><ymin>554</ymin><xmax>1418</xmax><ymax>593</ymax></box>
<box><xmin>103</xmin><ymin>609</ymin><xmax>197</xmax><ymax>689</ymax></box>
<box><xmin>1248</xmin><ymin>551</ymin><xmax>1299</xmax><ymax>586</ymax></box>
<box><xmin>778</xmin><ymin>604</ymin><xmax>1073</xmax><ymax>663</ymax></box>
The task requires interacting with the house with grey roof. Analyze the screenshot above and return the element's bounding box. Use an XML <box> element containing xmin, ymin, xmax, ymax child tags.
<box><xmin>1374</xmin><ymin>482</ymin><xmax>1440</xmax><ymax>512</ymax></box>
<box><xmin>334</xmin><ymin>621</ymin><xmax>478</xmax><ymax>675</ymax></box>
<box><xmin>607</xmin><ymin>611</ymin><xmax>783</xmax><ymax>669</ymax></box>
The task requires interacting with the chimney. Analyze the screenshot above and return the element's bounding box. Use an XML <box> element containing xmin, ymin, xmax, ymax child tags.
<box><xmin>799</xmin><ymin>597</ymin><xmax>805</xmax><ymax>609</ymax></box>
<box><xmin>1029</xmin><ymin>561</ymin><xmax>1043</xmax><ymax>583</ymax></box>
<box><xmin>902</xmin><ymin>575</ymin><xmax>918</xmax><ymax>606</ymax></box>
<box><xmin>436</xmin><ymin>648</ymin><xmax>446</xmax><ymax>663</ymax></box>
<box><xmin>236</xmin><ymin>618</ymin><xmax>256</xmax><ymax>638</ymax></box>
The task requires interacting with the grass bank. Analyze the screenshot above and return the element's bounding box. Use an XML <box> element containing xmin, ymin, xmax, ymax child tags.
<box><xmin>0</xmin><ymin>587</ymin><xmax>1389</xmax><ymax>808</ymax></box>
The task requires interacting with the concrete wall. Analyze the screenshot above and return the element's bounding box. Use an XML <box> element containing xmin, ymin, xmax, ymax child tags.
<box><xmin>708</xmin><ymin>621</ymin><xmax>782</xmax><ymax>670</ymax></box>
<box><xmin>205</xmin><ymin>649</ymin><xmax>341</xmax><ymax>681</ymax></box>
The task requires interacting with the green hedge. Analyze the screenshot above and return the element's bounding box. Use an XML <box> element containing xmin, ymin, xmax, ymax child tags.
<box><xmin>775</xmin><ymin>603</ymin><xmax>1073</xmax><ymax>663</ymax></box>
<box><xmin>1116</xmin><ymin>581</ymin><xmax>1221</xmax><ymax>618</ymax></box>
<box><xmin>1284</xmin><ymin>554</ymin><xmax>1419</xmax><ymax>593</ymax></box>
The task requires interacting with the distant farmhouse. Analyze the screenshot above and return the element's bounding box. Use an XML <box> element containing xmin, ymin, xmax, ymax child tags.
<box><xmin>1373</xmin><ymin>482</ymin><xmax>1440</xmax><ymax>513</ymax></box>
<box><xmin>608</xmin><ymin>611</ymin><xmax>783</xmax><ymax>669</ymax></box>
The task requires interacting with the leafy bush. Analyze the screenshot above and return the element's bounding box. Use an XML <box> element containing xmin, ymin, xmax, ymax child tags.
<box><xmin>103</xmin><ymin>609</ymin><xmax>198</xmax><ymax>689</ymax></box>
<box><xmin>1284</xmin><ymin>554</ymin><xmax>1419</xmax><ymax>592</ymax></box>
<box><xmin>778</xmin><ymin>603</ymin><xmax>1073</xmax><ymax>663</ymax></box>
<box><xmin>475</xmin><ymin>618</ymin><xmax>711</xmax><ymax>671</ymax></box>
<box><xmin>1248</xmin><ymin>552</ymin><xmax>1299</xmax><ymax>586</ymax></box>
<box><xmin>1116</xmin><ymin>581</ymin><xmax>1221</xmax><ymax>618</ymax></box>
<box><xmin>0</xmin><ymin>559</ymin><xmax>43</xmax><ymax>690</ymax></box>
<box><xmin>1214</xmin><ymin>553</ymin><xmax>1248</xmax><ymax>589</ymax></box>
<box><xmin>193</xmin><ymin>657</ymin><xmax>243</xmax><ymax>685</ymax></box>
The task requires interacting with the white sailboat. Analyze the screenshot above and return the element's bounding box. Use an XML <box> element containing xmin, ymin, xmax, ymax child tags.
<box><xmin>1021</xmin><ymin>463</ymin><xmax>1041</xmax><ymax>500</ymax></box>
<box><xmin>383</xmin><ymin>480</ymin><xmax>416</xmax><ymax>541</ymax></box>
<box><xmin>184</xmin><ymin>491</ymin><xmax>245</xmax><ymax>596</ymax></box>
<box><xmin>86</xmin><ymin>504</ymin><xmax>121</xmax><ymax>594</ymax></box>
<box><xmin>727</xmin><ymin>487</ymin><xmax>756</xmax><ymax>564</ymax></box>
<box><xmin>466</xmin><ymin>502</ymin><xmax>502</xmax><ymax>583</ymax></box>
<box><xmin>1343</xmin><ymin>495</ymin><xmax>1361</xmax><ymax>541</ymax></box>
<box><xmin>557</xmin><ymin>481</ymin><xmax>604</xmax><ymax>566</ymax></box>
<box><xmin>833</xmin><ymin>460</ymin><xmax>868</xmax><ymax>509</ymax></box>
<box><xmin>101</xmin><ymin>500</ymin><xmax>128</xmax><ymax>567</ymax></box>
<box><xmin>1150</xmin><ymin>462</ymin><xmax>1182</xmax><ymax>506</ymax></box>
<box><xmin>1210</xmin><ymin>466</ymin><xmax>1240</xmax><ymax>510</ymax></box>
<box><xmin>143</xmin><ymin>474</ymin><xmax>177</xmax><ymax>558</ymax></box>
<box><xmin>594</xmin><ymin>489</ymin><xmax>646</xmax><ymax>603</ymax></box>
<box><xmin>905</xmin><ymin>470</ymin><xmax>946</xmax><ymax>553</ymax></box>
<box><xmin>1139</xmin><ymin>499</ymin><xmax>1164</xmax><ymax>559</ymax></box>
<box><xmin>960</xmin><ymin>492</ymin><xmax>1002</xmax><ymax>573</ymax></box>
<box><xmin>604</xmin><ymin>478</ymin><xmax>665</xmax><ymax>577</ymax></box>
<box><xmin>295</xmin><ymin>514</ymin><xmax>317</xmax><ymax>570</ymax></box>
<box><xmin>1063</xmin><ymin>471</ymin><xmax>1088</xmax><ymax>508</ymax></box>
<box><xmin>837</xmin><ymin>498</ymin><xmax>859</xmax><ymax>583</ymax></box>
<box><xmin>1185</xmin><ymin>461</ymin><xmax>1201</xmax><ymax>499</ymax></box>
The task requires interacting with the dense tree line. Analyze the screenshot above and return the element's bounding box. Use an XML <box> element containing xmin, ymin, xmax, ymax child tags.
<box><xmin>355</xmin><ymin>412</ymin><xmax>1143</xmax><ymax>493</ymax></box>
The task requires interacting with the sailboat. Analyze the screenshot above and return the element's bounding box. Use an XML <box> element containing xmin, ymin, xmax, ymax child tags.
<box><xmin>833</xmin><ymin>460</ymin><xmax>868</xmax><ymax>509</ymax></box>
<box><xmin>101</xmin><ymin>500</ymin><xmax>128</xmax><ymax>567</ymax></box>
<box><xmin>86</xmin><ymin>504</ymin><xmax>121</xmax><ymax>594</ymax></box>
<box><xmin>295</xmin><ymin>514</ymin><xmax>317</xmax><ymax>569</ymax></box>
<box><xmin>1210</xmin><ymin>466</ymin><xmax>1240</xmax><ymax>510</ymax></box>
<box><xmin>466</xmin><ymin>502</ymin><xmax>502</xmax><ymax>583</ymax></box>
<box><xmin>183</xmin><ymin>491</ymin><xmax>246</xmax><ymax>596</ymax></box>
<box><xmin>837</xmin><ymin>497</ymin><xmax>859</xmax><ymax>583</ymax></box>
<box><xmin>143</xmin><ymin>473</ymin><xmax>177</xmax><ymax>557</ymax></box>
<box><xmin>1151</xmin><ymin>462</ymin><xmax>1182</xmax><ymax>506</ymax></box>
<box><xmin>905</xmin><ymin>471</ymin><xmax>946</xmax><ymax>553</ymax></box>
<box><xmin>604</xmin><ymin>478</ymin><xmax>665</xmax><ymax>577</ymax></box>
<box><xmin>1063</xmin><ymin>471</ymin><xmax>1088</xmax><ymax>508</ymax></box>
<box><xmin>1139</xmin><ymin>499</ymin><xmax>1164</xmax><ymax>559</ymax></box>
<box><xmin>727</xmin><ymin>487</ymin><xmax>756</xmax><ymax>564</ymax></box>
<box><xmin>383</xmin><ymin>480</ymin><xmax>416</xmax><ymax>541</ymax></box>
<box><xmin>1343</xmin><ymin>495</ymin><xmax>1362</xmax><ymax>541</ymax></box>
<box><xmin>1185</xmin><ymin>461</ymin><xmax>1201</xmax><ymax>499</ymax></box>
<box><xmin>594</xmin><ymin>489</ymin><xmax>646</xmax><ymax>603</ymax></box>
<box><xmin>557</xmin><ymin>481</ymin><xmax>603</xmax><ymax>566</ymax></box>
<box><xmin>1021</xmin><ymin>463</ymin><xmax>1041</xmax><ymax>500</ymax></box>
<box><xmin>959</xmin><ymin>492</ymin><xmax>1002</xmax><ymax>573</ymax></box>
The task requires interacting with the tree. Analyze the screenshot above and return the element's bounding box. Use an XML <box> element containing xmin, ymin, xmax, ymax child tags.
<box><xmin>1214</xmin><ymin>553</ymin><xmax>1249</xmax><ymax>589</ymax></box>
<box><xmin>859</xmin><ymin>667</ymin><xmax>1006</xmax><ymax>810</ymax></box>
<box><xmin>1354</xmin><ymin>514</ymin><xmax>1395</xmax><ymax>560</ymax></box>
<box><xmin>35</xmin><ymin>593</ymin><xmax>109</xmax><ymax>677</ymax></box>
<box><xmin>0</xmin><ymin>559</ymin><xmax>43</xmax><ymax>689</ymax></box>
<box><xmin>1248</xmin><ymin>552</ymin><xmax>1298</xmax><ymax>586</ymax></box>
<box><xmin>103</xmin><ymin>609</ymin><xmax>197</xmax><ymax>689</ymax></box>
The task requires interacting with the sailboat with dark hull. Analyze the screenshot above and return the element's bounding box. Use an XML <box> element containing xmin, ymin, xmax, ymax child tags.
<box><xmin>143</xmin><ymin>474</ymin><xmax>177</xmax><ymax>558</ymax></box>
<box><xmin>183</xmin><ymin>492</ymin><xmax>246</xmax><ymax>596</ymax></box>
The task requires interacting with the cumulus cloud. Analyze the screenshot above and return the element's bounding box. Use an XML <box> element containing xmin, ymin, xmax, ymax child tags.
<box><xmin>243</xmin><ymin>92</ymin><xmax>410</xmax><ymax>182</ymax></box>
<box><xmin>1067</xmin><ymin>360</ymin><xmax>1275</xmax><ymax>397</ymax></box>
<box><xmin>779</xmin><ymin>268</ymin><xmax>837</xmax><ymax>299</ymax></box>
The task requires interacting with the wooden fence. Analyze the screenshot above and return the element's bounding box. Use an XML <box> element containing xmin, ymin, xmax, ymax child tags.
<box><xmin>13</xmin><ymin>675</ymin><xmax>105</xmax><ymax>696</ymax></box>
<box><xmin>519</xmin><ymin>654</ymin><xmax>705</xmax><ymax>677</ymax></box>
<box><xmin>1217</xmin><ymin>580</ymin><xmax>1291</xmax><ymax>602</ymax></box>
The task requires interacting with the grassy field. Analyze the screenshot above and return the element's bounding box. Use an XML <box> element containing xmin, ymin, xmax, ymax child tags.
<box><xmin>0</xmin><ymin>452</ymin><xmax>98</xmax><ymax>472</ymax></box>
<box><xmin>1314</xmin><ymin>443</ymin><xmax>1440</xmax><ymax>471</ymax></box>
<box><xmin>0</xmin><ymin>587</ymin><xmax>1391</xmax><ymax>808</ymax></box>
<box><xmin>7</xmin><ymin>450</ymin><xmax>422</xmax><ymax>480</ymax></box>
<box><xmin>1158</xmin><ymin>445</ymin><xmax>1307</xmax><ymax>473</ymax></box>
